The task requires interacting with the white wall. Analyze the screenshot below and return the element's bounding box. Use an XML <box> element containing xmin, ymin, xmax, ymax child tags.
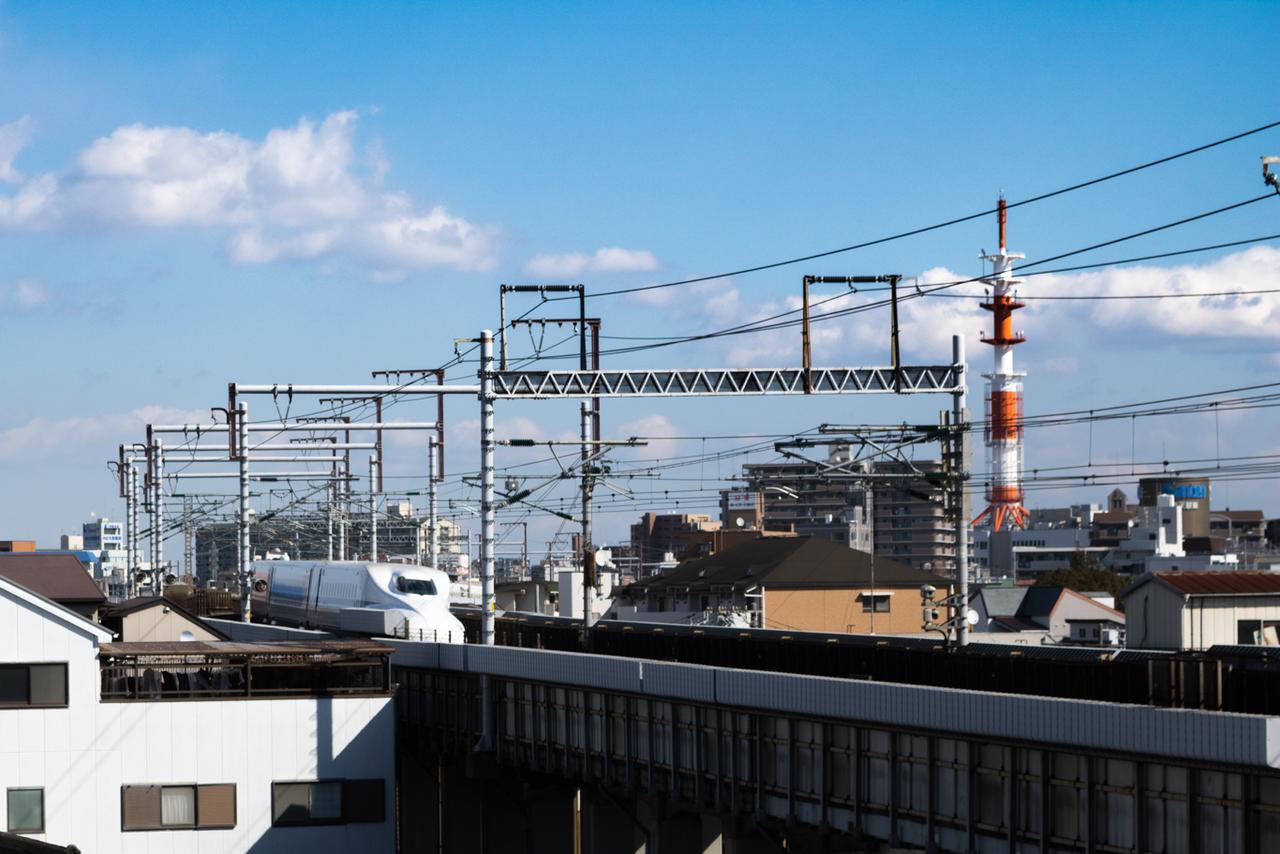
<box><xmin>1181</xmin><ymin>595</ymin><xmax>1280</xmax><ymax>651</ymax></box>
<box><xmin>0</xmin><ymin>590</ymin><xmax>395</xmax><ymax>853</ymax></box>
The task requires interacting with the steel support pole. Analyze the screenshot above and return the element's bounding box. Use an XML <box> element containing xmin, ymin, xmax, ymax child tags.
<box><xmin>369</xmin><ymin>455</ymin><xmax>379</xmax><ymax>561</ymax></box>
<box><xmin>326</xmin><ymin>483</ymin><xmax>334</xmax><ymax>560</ymax></box>
<box><xmin>127</xmin><ymin>462</ymin><xmax>139</xmax><ymax>596</ymax></box>
<box><xmin>581</xmin><ymin>400</ymin><xmax>595</xmax><ymax>629</ymax></box>
<box><xmin>152</xmin><ymin>439</ymin><xmax>165</xmax><ymax>594</ymax></box>
<box><xmin>953</xmin><ymin>334</ymin><xmax>969</xmax><ymax>647</ymax></box>
<box><xmin>237</xmin><ymin>405</ymin><xmax>252</xmax><ymax>621</ymax></box>
<box><xmin>479</xmin><ymin>330</ymin><xmax>496</xmax><ymax>646</ymax></box>
<box><xmin>428</xmin><ymin>436</ymin><xmax>439</xmax><ymax>569</ymax></box>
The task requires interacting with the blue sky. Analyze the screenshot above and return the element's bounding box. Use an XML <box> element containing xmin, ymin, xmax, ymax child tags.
<box><xmin>0</xmin><ymin>1</ymin><xmax>1277</xmax><ymax>555</ymax></box>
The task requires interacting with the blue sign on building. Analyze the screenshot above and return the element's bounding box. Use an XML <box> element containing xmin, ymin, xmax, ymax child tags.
<box><xmin>1161</xmin><ymin>481</ymin><xmax>1206</xmax><ymax>500</ymax></box>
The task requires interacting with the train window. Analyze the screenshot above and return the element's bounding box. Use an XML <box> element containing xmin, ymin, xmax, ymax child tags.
<box><xmin>395</xmin><ymin>577</ymin><xmax>437</xmax><ymax>596</ymax></box>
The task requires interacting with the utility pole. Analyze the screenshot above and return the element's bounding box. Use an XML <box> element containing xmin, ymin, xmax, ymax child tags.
<box><xmin>428</xmin><ymin>436</ymin><xmax>439</xmax><ymax>569</ymax></box>
<box><xmin>369</xmin><ymin>455</ymin><xmax>379</xmax><ymax>561</ymax></box>
<box><xmin>479</xmin><ymin>330</ymin><xmax>496</xmax><ymax>645</ymax></box>
<box><xmin>128</xmin><ymin>461</ymin><xmax>140</xmax><ymax>596</ymax></box>
<box><xmin>326</xmin><ymin>483</ymin><xmax>334</xmax><ymax>560</ymax></box>
<box><xmin>952</xmin><ymin>334</ymin><xmax>970</xmax><ymax>647</ymax></box>
<box><xmin>151</xmin><ymin>436</ymin><xmax>165</xmax><ymax>595</ymax></box>
<box><xmin>183</xmin><ymin>496</ymin><xmax>194</xmax><ymax>582</ymax></box>
<box><xmin>237</xmin><ymin>404</ymin><xmax>251</xmax><ymax>621</ymax></box>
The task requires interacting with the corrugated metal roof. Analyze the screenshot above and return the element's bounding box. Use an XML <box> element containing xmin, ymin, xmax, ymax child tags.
<box><xmin>0</xmin><ymin>553</ymin><xmax>107</xmax><ymax>603</ymax></box>
<box><xmin>1156</xmin><ymin>571</ymin><xmax>1280</xmax><ymax>596</ymax></box>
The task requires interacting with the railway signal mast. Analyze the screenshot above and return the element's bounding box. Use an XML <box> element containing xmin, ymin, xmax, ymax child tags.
<box><xmin>972</xmin><ymin>198</ymin><xmax>1030</xmax><ymax>532</ymax></box>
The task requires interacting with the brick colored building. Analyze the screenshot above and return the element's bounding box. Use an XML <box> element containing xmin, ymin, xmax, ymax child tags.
<box><xmin>609</xmin><ymin>536</ymin><xmax>953</xmax><ymax>634</ymax></box>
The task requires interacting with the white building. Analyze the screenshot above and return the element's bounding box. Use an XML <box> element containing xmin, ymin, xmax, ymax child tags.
<box><xmin>1121</xmin><ymin>571</ymin><xmax>1280</xmax><ymax>650</ymax></box>
<box><xmin>1105</xmin><ymin>494</ymin><xmax>1184</xmax><ymax>573</ymax></box>
<box><xmin>0</xmin><ymin>574</ymin><xmax>395</xmax><ymax>852</ymax></box>
<box><xmin>83</xmin><ymin>518</ymin><xmax>128</xmax><ymax>579</ymax></box>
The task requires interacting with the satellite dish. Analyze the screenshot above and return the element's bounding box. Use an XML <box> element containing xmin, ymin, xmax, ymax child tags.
<box><xmin>966</xmin><ymin>609</ymin><xmax>979</xmax><ymax>626</ymax></box>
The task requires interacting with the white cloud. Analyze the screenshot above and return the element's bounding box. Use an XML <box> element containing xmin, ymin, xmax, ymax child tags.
<box><xmin>1045</xmin><ymin>245</ymin><xmax>1280</xmax><ymax>339</ymax></box>
<box><xmin>0</xmin><ymin>116</ymin><xmax>34</xmax><ymax>183</ymax></box>
<box><xmin>0</xmin><ymin>405</ymin><xmax>209</xmax><ymax>462</ymax></box>
<box><xmin>680</xmin><ymin>246</ymin><xmax>1280</xmax><ymax>370</ymax></box>
<box><xmin>0</xmin><ymin>111</ymin><xmax>499</xmax><ymax>275</ymax></box>
<box><xmin>613</xmin><ymin>414</ymin><xmax>682</xmax><ymax>461</ymax></box>
<box><xmin>523</xmin><ymin>246</ymin><xmax>659</xmax><ymax>278</ymax></box>
<box><xmin>0</xmin><ymin>277</ymin><xmax>51</xmax><ymax>311</ymax></box>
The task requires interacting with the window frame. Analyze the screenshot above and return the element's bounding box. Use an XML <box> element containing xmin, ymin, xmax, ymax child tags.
<box><xmin>120</xmin><ymin>783</ymin><xmax>237</xmax><ymax>831</ymax></box>
<box><xmin>861</xmin><ymin>593</ymin><xmax>892</xmax><ymax>614</ymax></box>
<box><xmin>6</xmin><ymin>787</ymin><xmax>44</xmax><ymax>834</ymax></box>
<box><xmin>271</xmin><ymin>779</ymin><xmax>385</xmax><ymax>827</ymax></box>
<box><xmin>0</xmin><ymin>663</ymin><xmax>68</xmax><ymax>709</ymax></box>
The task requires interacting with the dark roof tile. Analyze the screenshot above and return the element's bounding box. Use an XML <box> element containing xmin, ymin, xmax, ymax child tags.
<box><xmin>0</xmin><ymin>553</ymin><xmax>106</xmax><ymax>603</ymax></box>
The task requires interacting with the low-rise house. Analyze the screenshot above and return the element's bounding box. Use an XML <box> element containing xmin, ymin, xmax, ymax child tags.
<box><xmin>98</xmin><ymin>596</ymin><xmax>230</xmax><ymax>643</ymax></box>
<box><xmin>607</xmin><ymin>536</ymin><xmax>954</xmax><ymax>634</ymax></box>
<box><xmin>1121</xmin><ymin>571</ymin><xmax>1280</xmax><ymax>650</ymax></box>
<box><xmin>970</xmin><ymin>585</ymin><xmax>1126</xmax><ymax>645</ymax></box>
<box><xmin>0</xmin><ymin>554</ymin><xmax>107</xmax><ymax>621</ymax></box>
<box><xmin>0</xmin><ymin>574</ymin><xmax>394</xmax><ymax>852</ymax></box>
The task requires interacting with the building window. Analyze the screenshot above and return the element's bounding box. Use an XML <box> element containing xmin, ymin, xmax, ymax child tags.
<box><xmin>7</xmin><ymin>788</ymin><xmax>43</xmax><ymax>834</ymax></box>
<box><xmin>0</xmin><ymin>663</ymin><xmax>67</xmax><ymax>708</ymax></box>
<box><xmin>272</xmin><ymin>780</ymin><xmax>384</xmax><ymax>826</ymax></box>
<box><xmin>1237</xmin><ymin>620</ymin><xmax>1280</xmax><ymax>646</ymax></box>
<box><xmin>861</xmin><ymin>594</ymin><xmax>891</xmax><ymax>613</ymax></box>
<box><xmin>121</xmin><ymin>784</ymin><xmax>236</xmax><ymax>830</ymax></box>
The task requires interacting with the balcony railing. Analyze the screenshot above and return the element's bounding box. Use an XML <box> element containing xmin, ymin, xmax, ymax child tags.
<box><xmin>100</xmin><ymin>640</ymin><xmax>393</xmax><ymax>701</ymax></box>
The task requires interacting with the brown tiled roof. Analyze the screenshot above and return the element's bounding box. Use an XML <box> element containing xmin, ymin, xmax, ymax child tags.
<box><xmin>1156</xmin><ymin>571</ymin><xmax>1280</xmax><ymax>596</ymax></box>
<box><xmin>0</xmin><ymin>553</ymin><xmax>106</xmax><ymax>603</ymax></box>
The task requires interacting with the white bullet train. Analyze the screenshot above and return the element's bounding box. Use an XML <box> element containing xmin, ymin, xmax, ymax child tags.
<box><xmin>250</xmin><ymin>560</ymin><xmax>465</xmax><ymax>643</ymax></box>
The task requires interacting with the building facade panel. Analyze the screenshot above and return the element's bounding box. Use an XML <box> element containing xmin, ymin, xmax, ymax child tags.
<box><xmin>0</xmin><ymin>584</ymin><xmax>395</xmax><ymax>853</ymax></box>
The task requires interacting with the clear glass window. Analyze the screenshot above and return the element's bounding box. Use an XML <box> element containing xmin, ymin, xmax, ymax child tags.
<box><xmin>7</xmin><ymin>788</ymin><xmax>43</xmax><ymax>833</ymax></box>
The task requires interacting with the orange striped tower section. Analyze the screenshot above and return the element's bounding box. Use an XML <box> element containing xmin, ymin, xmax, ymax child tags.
<box><xmin>972</xmin><ymin>198</ymin><xmax>1031</xmax><ymax>531</ymax></box>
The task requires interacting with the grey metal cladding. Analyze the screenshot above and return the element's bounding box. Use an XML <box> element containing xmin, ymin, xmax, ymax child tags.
<box><xmin>386</xmin><ymin>639</ymin><xmax>440</xmax><ymax>670</ymax></box>
<box><xmin>640</xmin><ymin>660</ymin><xmax>716</xmax><ymax>703</ymax></box>
<box><xmin>713</xmin><ymin>667</ymin><xmax>1277</xmax><ymax>767</ymax></box>
<box><xmin>464</xmin><ymin>646</ymin><xmax>644</xmax><ymax>693</ymax></box>
<box><xmin>437</xmin><ymin>643</ymin><xmax>466</xmax><ymax>671</ymax></box>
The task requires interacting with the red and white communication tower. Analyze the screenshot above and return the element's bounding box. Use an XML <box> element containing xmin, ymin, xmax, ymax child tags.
<box><xmin>972</xmin><ymin>197</ymin><xmax>1030</xmax><ymax>531</ymax></box>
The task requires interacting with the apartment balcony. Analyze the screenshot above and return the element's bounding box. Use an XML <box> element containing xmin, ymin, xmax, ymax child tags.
<box><xmin>100</xmin><ymin>640</ymin><xmax>393</xmax><ymax>702</ymax></box>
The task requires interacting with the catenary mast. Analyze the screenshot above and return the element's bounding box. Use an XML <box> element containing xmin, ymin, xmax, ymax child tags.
<box><xmin>972</xmin><ymin>197</ymin><xmax>1030</xmax><ymax>531</ymax></box>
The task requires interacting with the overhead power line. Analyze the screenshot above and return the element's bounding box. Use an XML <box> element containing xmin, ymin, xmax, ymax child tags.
<box><xmin>566</xmin><ymin>118</ymin><xmax>1280</xmax><ymax>300</ymax></box>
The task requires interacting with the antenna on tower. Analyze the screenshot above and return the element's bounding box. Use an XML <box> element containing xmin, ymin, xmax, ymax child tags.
<box><xmin>972</xmin><ymin>196</ymin><xmax>1030</xmax><ymax>533</ymax></box>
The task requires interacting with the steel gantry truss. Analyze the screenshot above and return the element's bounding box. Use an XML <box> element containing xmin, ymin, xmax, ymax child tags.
<box><xmin>487</xmin><ymin>365</ymin><xmax>961</xmax><ymax>398</ymax></box>
<box><xmin>114</xmin><ymin>326</ymin><xmax>971</xmax><ymax>646</ymax></box>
